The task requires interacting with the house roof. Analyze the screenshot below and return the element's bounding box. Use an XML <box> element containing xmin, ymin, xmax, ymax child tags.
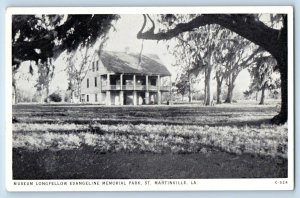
<box><xmin>100</xmin><ymin>51</ymin><xmax>171</xmax><ymax>76</ymax></box>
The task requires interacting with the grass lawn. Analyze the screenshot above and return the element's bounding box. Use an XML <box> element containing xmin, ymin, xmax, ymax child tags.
<box><xmin>12</xmin><ymin>101</ymin><xmax>288</xmax><ymax>179</ymax></box>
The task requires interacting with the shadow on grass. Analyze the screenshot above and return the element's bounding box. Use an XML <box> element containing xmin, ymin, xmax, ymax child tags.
<box><xmin>13</xmin><ymin>146</ymin><xmax>287</xmax><ymax>180</ymax></box>
<box><xmin>15</xmin><ymin>118</ymin><xmax>273</xmax><ymax>127</ymax></box>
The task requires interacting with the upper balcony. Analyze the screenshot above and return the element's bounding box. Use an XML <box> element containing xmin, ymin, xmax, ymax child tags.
<box><xmin>100</xmin><ymin>74</ymin><xmax>171</xmax><ymax>92</ymax></box>
<box><xmin>101</xmin><ymin>84</ymin><xmax>171</xmax><ymax>92</ymax></box>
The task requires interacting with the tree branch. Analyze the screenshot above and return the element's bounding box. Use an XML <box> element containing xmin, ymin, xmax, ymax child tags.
<box><xmin>137</xmin><ymin>14</ymin><xmax>280</xmax><ymax>56</ymax></box>
<box><xmin>226</xmin><ymin>47</ymin><xmax>262</xmax><ymax>76</ymax></box>
<box><xmin>138</xmin><ymin>14</ymin><xmax>147</xmax><ymax>36</ymax></box>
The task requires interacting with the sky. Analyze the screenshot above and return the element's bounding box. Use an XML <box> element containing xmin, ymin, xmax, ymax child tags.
<box><xmin>16</xmin><ymin>14</ymin><xmax>251</xmax><ymax>100</ymax></box>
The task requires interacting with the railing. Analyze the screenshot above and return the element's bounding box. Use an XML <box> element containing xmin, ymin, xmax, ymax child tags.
<box><xmin>148</xmin><ymin>85</ymin><xmax>157</xmax><ymax>91</ymax></box>
<box><xmin>102</xmin><ymin>85</ymin><xmax>121</xmax><ymax>90</ymax></box>
<box><xmin>135</xmin><ymin>85</ymin><xmax>146</xmax><ymax>90</ymax></box>
<box><xmin>101</xmin><ymin>84</ymin><xmax>171</xmax><ymax>91</ymax></box>
<box><xmin>123</xmin><ymin>85</ymin><xmax>134</xmax><ymax>90</ymax></box>
<box><xmin>101</xmin><ymin>84</ymin><xmax>136</xmax><ymax>91</ymax></box>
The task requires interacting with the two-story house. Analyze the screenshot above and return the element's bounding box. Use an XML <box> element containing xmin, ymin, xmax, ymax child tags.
<box><xmin>80</xmin><ymin>51</ymin><xmax>171</xmax><ymax>105</ymax></box>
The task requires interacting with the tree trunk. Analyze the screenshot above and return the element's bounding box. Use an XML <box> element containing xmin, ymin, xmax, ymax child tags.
<box><xmin>216</xmin><ymin>86</ymin><xmax>222</xmax><ymax>104</ymax></box>
<box><xmin>224</xmin><ymin>72</ymin><xmax>238</xmax><ymax>103</ymax></box>
<box><xmin>45</xmin><ymin>85</ymin><xmax>49</xmax><ymax>103</ymax></box>
<box><xmin>271</xmin><ymin>16</ymin><xmax>287</xmax><ymax>124</ymax></box>
<box><xmin>271</xmin><ymin>56</ymin><xmax>287</xmax><ymax>124</ymax></box>
<box><xmin>188</xmin><ymin>74</ymin><xmax>192</xmax><ymax>103</ymax></box>
<box><xmin>259</xmin><ymin>83</ymin><xmax>267</xmax><ymax>105</ymax></box>
<box><xmin>71</xmin><ymin>90</ymin><xmax>75</xmax><ymax>103</ymax></box>
<box><xmin>40</xmin><ymin>84</ymin><xmax>44</xmax><ymax>103</ymax></box>
<box><xmin>204</xmin><ymin>65</ymin><xmax>213</xmax><ymax>106</ymax></box>
<box><xmin>224</xmin><ymin>84</ymin><xmax>233</xmax><ymax>103</ymax></box>
<box><xmin>216</xmin><ymin>76</ymin><xmax>222</xmax><ymax>104</ymax></box>
<box><xmin>76</xmin><ymin>80</ymin><xmax>82</xmax><ymax>103</ymax></box>
<box><xmin>204</xmin><ymin>70</ymin><xmax>207</xmax><ymax>105</ymax></box>
<box><xmin>12</xmin><ymin>83</ymin><xmax>17</xmax><ymax>105</ymax></box>
<box><xmin>12</xmin><ymin>72</ymin><xmax>18</xmax><ymax>104</ymax></box>
<box><xmin>224</xmin><ymin>74</ymin><xmax>233</xmax><ymax>103</ymax></box>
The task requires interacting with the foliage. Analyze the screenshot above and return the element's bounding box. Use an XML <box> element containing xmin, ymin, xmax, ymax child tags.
<box><xmin>34</xmin><ymin>59</ymin><xmax>55</xmax><ymax>101</ymax></box>
<box><xmin>12</xmin><ymin>14</ymin><xmax>119</xmax><ymax>104</ymax></box>
<box><xmin>213</xmin><ymin>30</ymin><xmax>260</xmax><ymax>103</ymax></box>
<box><xmin>164</xmin><ymin>20</ymin><xmax>226</xmax><ymax>105</ymax></box>
<box><xmin>12</xmin><ymin>14</ymin><xmax>119</xmax><ymax>70</ymax></box>
<box><xmin>13</xmin><ymin>122</ymin><xmax>287</xmax><ymax>158</ymax></box>
<box><xmin>174</xmin><ymin>70</ymin><xmax>191</xmax><ymax>98</ymax></box>
<box><xmin>48</xmin><ymin>92</ymin><xmax>62</xmax><ymax>102</ymax></box>
<box><xmin>246</xmin><ymin>55</ymin><xmax>280</xmax><ymax>96</ymax></box>
<box><xmin>65</xmin><ymin>46</ymin><xmax>92</xmax><ymax>101</ymax></box>
<box><xmin>65</xmin><ymin>35</ymin><xmax>109</xmax><ymax>101</ymax></box>
<box><xmin>159</xmin><ymin>14</ymin><xmax>261</xmax><ymax>104</ymax></box>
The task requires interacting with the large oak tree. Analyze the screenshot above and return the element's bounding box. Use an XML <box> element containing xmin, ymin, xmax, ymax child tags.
<box><xmin>246</xmin><ymin>55</ymin><xmax>280</xmax><ymax>105</ymax></box>
<box><xmin>137</xmin><ymin>14</ymin><xmax>288</xmax><ymax>124</ymax></box>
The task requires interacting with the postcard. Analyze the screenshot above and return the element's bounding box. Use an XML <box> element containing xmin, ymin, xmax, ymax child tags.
<box><xmin>6</xmin><ymin>6</ymin><xmax>294</xmax><ymax>191</ymax></box>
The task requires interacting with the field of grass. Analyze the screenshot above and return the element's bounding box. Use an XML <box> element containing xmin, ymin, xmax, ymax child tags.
<box><xmin>12</xmin><ymin>101</ymin><xmax>288</xmax><ymax>179</ymax></box>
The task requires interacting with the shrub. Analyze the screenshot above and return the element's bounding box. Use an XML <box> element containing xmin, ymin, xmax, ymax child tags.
<box><xmin>49</xmin><ymin>92</ymin><xmax>62</xmax><ymax>102</ymax></box>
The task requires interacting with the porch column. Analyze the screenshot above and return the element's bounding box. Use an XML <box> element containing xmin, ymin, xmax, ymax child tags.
<box><xmin>146</xmin><ymin>75</ymin><xmax>149</xmax><ymax>91</ymax></box>
<box><xmin>106</xmin><ymin>74</ymin><xmax>111</xmax><ymax>105</ymax></box>
<box><xmin>133</xmin><ymin>74</ymin><xmax>137</xmax><ymax>105</ymax></box>
<box><xmin>145</xmin><ymin>75</ymin><xmax>149</xmax><ymax>104</ymax></box>
<box><xmin>157</xmin><ymin>91</ymin><xmax>162</xmax><ymax>105</ymax></box>
<box><xmin>157</xmin><ymin>75</ymin><xmax>161</xmax><ymax>90</ymax></box>
<box><xmin>120</xmin><ymin>74</ymin><xmax>123</xmax><ymax>90</ymax></box>
<box><xmin>106</xmin><ymin>91</ymin><xmax>111</xmax><ymax>105</ymax></box>
<box><xmin>119</xmin><ymin>74</ymin><xmax>124</xmax><ymax>105</ymax></box>
<box><xmin>157</xmin><ymin>75</ymin><xmax>161</xmax><ymax>105</ymax></box>
<box><xmin>107</xmin><ymin>74</ymin><xmax>111</xmax><ymax>89</ymax></box>
<box><xmin>133</xmin><ymin>91</ymin><xmax>137</xmax><ymax>106</ymax></box>
<box><xmin>145</xmin><ymin>91</ymin><xmax>150</xmax><ymax>105</ymax></box>
<box><xmin>133</xmin><ymin>74</ymin><xmax>136</xmax><ymax>90</ymax></box>
<box><xmin>119</xmin><ymin>91</ymin><xmax>124</xmax><ymax>105</ymax></box>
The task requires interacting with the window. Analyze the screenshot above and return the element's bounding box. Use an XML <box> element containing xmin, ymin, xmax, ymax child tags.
<box><xmin>95</xmin><ymin>77</ymin><xmax>97</xmax><ymax>87</ymax></box>
<box><xmin>87</xmin><ymin>78</ymin><xmax>89</xmax><ymax>88</ymax></box>
<box><xmin>92</xmin><ymin>62</ymin><xmax>95</xmax><ymax>72</ymax></box>
<box><xmin>96</xmin><ymin>61</ymin><xmax>99</xmax><ymax>71</ymax></box>
<box><xmin>95</xmin><ymin>94</ymin><xmax>98</xmax><ymax>102</ymax></box>
<box><xmin>87</xmin><ymin>95</ymin><xmax>89</xmax><ymax>102</ymax></box>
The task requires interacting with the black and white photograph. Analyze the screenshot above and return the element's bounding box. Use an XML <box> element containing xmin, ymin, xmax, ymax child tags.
<box><xmin>6</xmin><ymin>7</ymin><xmax>294</xmax><ymax>191</ymax></box>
